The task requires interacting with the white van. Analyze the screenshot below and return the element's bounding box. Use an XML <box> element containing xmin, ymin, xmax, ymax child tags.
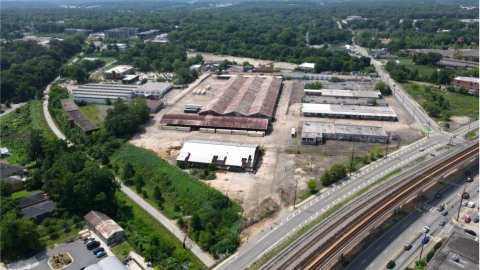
<box><xmin>468</xmin><ymin>201</ymin><xmax>475</xmax><ymax>208</ymax></box>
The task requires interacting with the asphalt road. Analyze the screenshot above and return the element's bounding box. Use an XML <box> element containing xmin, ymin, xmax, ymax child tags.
<box><xmin>346</xmin><ymin>168</ymin><xmax>479</xmax><ymax>270</ymax></box>
<box><xmin>216</xmin><ymin>123</ymin><xmax>478</xmax><ymax>270</ymax></box>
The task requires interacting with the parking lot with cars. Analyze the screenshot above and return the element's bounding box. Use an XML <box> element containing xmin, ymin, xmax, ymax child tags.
<box><xmin>32</xmin><ymin>239</ymin><xmax>100</xmax><ymax>270</ymax></box>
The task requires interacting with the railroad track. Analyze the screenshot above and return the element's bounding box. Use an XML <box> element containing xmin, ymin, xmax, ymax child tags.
<box><xmin>260</xmin><ymin>141</ymin><xmax>479</xmax><ymax>270</ymax></box>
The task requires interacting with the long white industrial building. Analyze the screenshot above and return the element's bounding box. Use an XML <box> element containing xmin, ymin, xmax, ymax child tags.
<box><xmin>302</xmin><ymin>104</ymin><xmax>397</xmax><ymax>121</ymax></box>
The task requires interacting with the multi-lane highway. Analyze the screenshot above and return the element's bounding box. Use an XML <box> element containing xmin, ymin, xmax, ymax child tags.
<box><xmin>216</xmin><ymin>122</ymin><xmax>478</xmax><ymax>270</ymax></box>
<box><xmin>346</xmin><ymin>168</ymin><xmax>479</xmax><ymax>270</ymax></box>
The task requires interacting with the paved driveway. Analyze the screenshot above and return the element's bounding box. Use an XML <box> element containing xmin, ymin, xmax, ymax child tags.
<box><xmin>32</xmin><ymin>239</ymin><xmax>100</xmax><ymax>270</ymax></box>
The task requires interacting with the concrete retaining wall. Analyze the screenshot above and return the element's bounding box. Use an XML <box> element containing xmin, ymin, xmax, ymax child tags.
<box><xmin>175</xmin><ymin>127</ymin><xmax>191</xmax><ymax>132</ymax></box>
<box><xmin>248</xmin><ymin>131</ymin><xmax>265</xmax><ymax>137</ymax></box>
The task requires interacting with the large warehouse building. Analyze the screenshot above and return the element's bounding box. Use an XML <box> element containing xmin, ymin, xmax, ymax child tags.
<box><xmin>302</xmin><ymin>103</ymin><xmax>397</xmax><ymax>121</ymax></box>
<box><xmin>199</xmin><ymin>75</ymin><xmax>282</xmax><ymax>120</ymax></box>
<box><xmin>72</xmin><ymin>84</ymin><xmax>137</xmax><ymax>104</ymax></box>
<box><xmin>301</xmin><ymin>122</ymin><xmax>388</xmax><ymax>144</ymax></box>
<box><xmin>135</xmin><ymin>82</ymin><xmax>173</xmax><ymax>98</ymax></box>
<box><xmin>303</xmin><ymin>89</ymin><xmax>386</xmax><ymax>106</ymax></box>
<box><xmin>451</xmin><ymin>76</ymin><xmax>479</xmax><ymax>93</ymax></box>
<box><xmin>177</xmin><ymin>140</ymin><xmax>259</xmax><ymax>171</ymax></box>
<box><xmin>84</xmin><ymin>211</ymin><xmax>125</xmax><ymax>246</ymax></box>
<box><xmin>160</xmin><ymin>114</ymin><xmax>269</xmax><ymax>130</ymax></box>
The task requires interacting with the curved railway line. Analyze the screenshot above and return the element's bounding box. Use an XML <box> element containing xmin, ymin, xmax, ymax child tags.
<box><xmin>260</xmin><ymin>141</ymin><xmax>479</xmax><ymax>270</ymax></box>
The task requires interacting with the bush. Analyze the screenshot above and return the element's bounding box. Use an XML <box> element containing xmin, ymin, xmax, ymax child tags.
<box><xmin>65</xmin><ymin>259</ymin><xmax>71</xmax><ymax>264</ymax></box>
<box><xmin>307</xmin><ymin>179</ymin><xmax>317</xmax><ymax>192</ymax></box>
<box><xmin>50</xmin><ymin>233</ymin><xmax>59</xmax><ymax>240</ymax></box>
<box><xmin>48</xmin><ymin>225</ymin><xmax>56</xmax><ymax>233</ymax></box>
<box><xmin>426</xmin><ymin>251</ymin><xmax>435</xmax><ymax>262</ymax></box>
<box><xmin>433</xmin><ymin>241</ymin><xmax>443</xmax><ymax>252</ymax></box>
<box><xmin>42</xmin><ymin>218</ymin><xmax>54</xmax><ymax>227</ymax></box>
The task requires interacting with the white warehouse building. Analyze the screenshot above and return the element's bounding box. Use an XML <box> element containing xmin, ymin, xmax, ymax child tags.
<box><xmin>72</xmin><ymin>84</ymin><xmax>138</xmax><ymax>104</ymax></box>
<box><xmin>135</xmin><ymin>82</ymin><xmax>173</xmax><ymax>98</ymax></box>
<box><xmin>103</xmin><ymin>65</ymin><xmax>134</xmax><ymax>80</ymax></box>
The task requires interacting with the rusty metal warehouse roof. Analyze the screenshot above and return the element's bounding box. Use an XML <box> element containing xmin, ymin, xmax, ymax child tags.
<box><xmin>160</xmin><ymin>114</ymin><xmax>269</xmax><ymax>130</ymax></box>
<box><xmin>200</xmin><ymin>76</ymin><xmax>282</xmax><ymax>119</ymax></box>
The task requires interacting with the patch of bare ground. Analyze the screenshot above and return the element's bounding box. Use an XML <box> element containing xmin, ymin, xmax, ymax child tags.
<box><xmin>240</xmin><ymin>198</ymin><xmax>280</xmax><ymax>242</ymax></box>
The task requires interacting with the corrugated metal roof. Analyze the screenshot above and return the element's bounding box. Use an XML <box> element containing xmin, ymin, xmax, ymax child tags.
<box><xmin>61</xmin><ymin>99</ymin><xmax>78</xmax><ymax>112</ymax></box>
<box><xmin>177</xmin><ymin>140</ymin><xmax>258</xmax><ymax>167</ymax></box>
<box><xmin>200</xmin><ymin>76</ymin><xmax>282</xmax><ymax>119</ymax></box>
<box><xmin>84</xmin><ymin>211</ymin><xmax>124</xmax><ymax>241</ymax></box>
<box><xmin>160</xmin><ymin>114</ymin><xmax>268</xmax><ymax>130</ymax></box>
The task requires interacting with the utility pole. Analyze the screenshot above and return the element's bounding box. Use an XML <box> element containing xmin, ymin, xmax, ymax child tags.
<box><xmin>385</xmin><ymin>133</ymin><xmax>390</xmax><ymax>157</ymax></box>
<box><xmin>293</xmin><ymin>178</ymin><xmax>298</xmax><ymax>209</ymax></box>
<box><xmin>350</xmin><ymin>147</ymin><xmax>355</xmax><ymax>176</ymax></box>
<box><xmin>427</xmin><ymin>121</ymin><xmax>431</xmax><ymax>139</ymax></box>
<box><xmin>419</xmin><ymin>231</ymin><xmax>427</xmax><ymax>261</ymax></box>
<box><xmin>457</xmin><ymin>185</ymin><xmax>466</xmax><ymax>221</ymax></box>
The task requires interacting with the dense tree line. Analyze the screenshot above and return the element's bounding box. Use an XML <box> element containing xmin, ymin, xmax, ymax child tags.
<box><xmin>0</xmin><ymin>33</ymin><xmax>85</xmax><ymax>102</ymax></box>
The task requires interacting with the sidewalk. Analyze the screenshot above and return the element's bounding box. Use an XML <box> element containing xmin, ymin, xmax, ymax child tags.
<box><xmin>120</xmin><ymin>183</ymin><xmax>215</xmax><ymax>267</ymax></box>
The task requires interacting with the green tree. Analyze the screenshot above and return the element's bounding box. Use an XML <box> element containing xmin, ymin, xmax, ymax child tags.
<box><xmin>122</xmin><ymin>162</ymin><xmax>135</xmax><ymax>181</ymax></box>
<box><xmin>190</xmin><ymin>214</ymin><xmax>202</xmax><ymax>231</ymax></box>
<box><xmin>24</xmin><ymin>170</ymin><xmax>43</xmax><ymax>191</ymax></box>
<box><xmin>371</xmin><ymin>99</ymin><xmax>378</xmax><ymax>106</ymax></box>
<box><xmin>307</xmin><ymin>179</ymin><xmax>317</xmax><ymax>192</ymax></box>
<box><xmin>330</xmin><ymin>164</ymin><xmax>347</xmax><ymax>181</ymax></box>
<box><xmin>101</xmin><ymin>153</ymin><xmax>110</xmax><ymax>165</ymax></box>
<box><xmin>153</xmin><ymin>186</ymin><xmax>163</xmax><ymax>201</ymax></box>
<box><xmin>361</xmin><ymin>155</ymin><xmax>370</xmax><ymax>164</ymax></box>
<box><xmin>442</xmin><ymin>110</ymin><xmax>452</xmax><ymax>121</ymax></box>
<box><xmin>321</xmin><ymin>170</ymin><xmax>332</xmax><ymax>186</ymax></box>
<box><xmin>346</xmin><ymin>157</ymin><xmax>357</xmax><ymax>173</ymax></box>
<box><xmin>208</xmin><ymin>163</ymin><xmax>217</xmax><ymax>172</ymax></box>
<box><xmin>26</xmin><ymin>129</ymin><xmax>45</xmax><ymax>164</ymax></box>
<box><xmin>0</xmin><ymin>180</ymin><xmax>13</xmax><ymax>198</ymax></box>
<box><xmin>4</xmin><ymin>100</ymin><xmax>11</xmax><ymax>108</ymax></box>
<box><xmin>141</xmin><ymin>78</ymin><xmax>148</xmax><ymax>85</ymax></box>
<box><xmin>199</xmin><ymin>231</ymin><xmax>214</xmax><ymax>250</ymax></box>
<box><xmin>369</xmin><ymin>149</ymin><xmax>375</xmax><ymax>160</ymax></box>
<box><xmin>330</xmin><ymin>77</ymin><xmax>341</xmax><ymax>83</ymax></box>
<box><xmin>375</xmin><ymin>145</ymin><xmax>384</xmax><ymax>157</ymax></box>
<box><xmin>0</xmin><ymin>197</ymin><xmax>21</xmax><ymax>221</ymax></box>
<box><xmin>105</xmin><ymin>98</ymin><xmax>112</xmax><ymax>105</ymax></box>
<box><xmin>177</xmin><ymin>217</ymin><xmax>186</xmax><ymax>228</ymax></box>
<box><xmin>1</xmin><ymin>212</ymin><xmax>43</xmax><ymax>261</ymax></box>
<box><xmin>444</xmin><ymin>123</ymin><xmax>450</xmax><ymax>129</ymax></box>
<box><xmin>134</xmin><ymin>173</ymin><xmax>145</xmax><ymax>187</ymax></box>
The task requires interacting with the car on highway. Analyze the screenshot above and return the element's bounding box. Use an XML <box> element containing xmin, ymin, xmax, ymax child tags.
<box><xmin>462</xmin><ymin>201</ymin><xmax>468</xmax><ymax>206</ymax></box>
<box><xmin>96</xmin><ymin>251</ymin><xmax>107</xmax><ymax>258</ymax></box>
<box><xmin>462</xmin><ymin>192</ymin><xmax>469</xmax><ymax>199</ymax></box>
<box><xmin>439</xmin><ymin>220</ymin><xmax>446</xmax><ymax>226</ymax></box>
<box><xmin>465</xmin><ymin>216</ymin><xmax>471</xmax><ymax>223</ymax></box>
<box><xmin>403</xmin><ymin>243</ymin><xmax>413</xmax><ymax>250</ymax></box>
<box><xmin>466</xmin><ymin>177</ymin><xmax>472</xmax><ymax>182</ymax></box>
<box><xmin>441</xmin><ymin>210</ymin><xmax>448</xmax><ymax>216</ymax></box>
<box><xmin>474</xmin><ymin>217</ymin><xmax>479</xmax><ymax>223</ymax></box>
<box><xmin>422</xmin><ymin>237</ymin><xmax>430</xmax><ymax>244</ymax></box>
<box><xmin>422</xmin><ymin>226</ymin><xmax>430</xmax><ymax>233</ymax></box>
<box><xmin>419</xmin><ymin>148</ymin><xmax>425</xmax><ymax>152</ymax></box>
<box><xmin>437</xmin><ymin>205</ymin><xmax>444</xmax><ymax>211</ymax></box>
<box><xmin>468</xmin><ymin>201</ymin><xmax>476</xmax><ymax>208</ymax></box>
<box><xmin>386</xmin><ymin>260</ymin><xmax>396</xmax><ymax>269</ymax></box>
<box><xmin>464</xmin><ymin>229</ymin><xmax>476</xmax><ymax>236</ymax></box>
<box><xmin>435</xmin><ymin>193</ymin><xmax>441</xmax><ymax>199</ymax></box>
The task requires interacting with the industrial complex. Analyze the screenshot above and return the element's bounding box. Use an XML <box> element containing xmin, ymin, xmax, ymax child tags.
<box><xmin>199</xmin><ymin>75</ymin><xmax>282</xmax><ymax>120</ymax></box>
<box><xmin>303</xmin><ymin>89</ymin><xmax>386</xmax><ymax>106</ymax></box>
<box><xmin>300</xmin><ymin>122</ymin><xmax>388</xmax><ymax>144</ymax></box>
<box><xmin>61</xmin><ymin>98</ymin><xmax>99</xmax><ymax>134</ymax></box>
<box><xmin>72</xmin><ymin>84</ymin><xmax>138</xmax><ymax>103</ymax></box>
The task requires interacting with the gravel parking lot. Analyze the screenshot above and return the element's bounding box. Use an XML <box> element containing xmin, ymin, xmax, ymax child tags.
<box><xmin>32</xmin><ymin>239</ymin><xmax>101</xmax><ymax>270</ymax></box>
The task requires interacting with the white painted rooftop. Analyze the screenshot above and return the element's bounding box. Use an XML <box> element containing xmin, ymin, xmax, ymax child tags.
<box><xmin>298</xmin><ymin>63</ymin><xmax>315</xmax><ymax>69</ymax></box>
<box><xmin>302</xmin><ymin>104</ymin><xmax>397</xmax><ymax>117</ymax></box>
<box><xmin>305</xmin><ymin>89</ymin><xmax>381</xmax><ymax>98</ymax></box>
<box><xmin>177</xmin><ymin>140</ymin><xmax>258</xmax><ymax>167</ymax></box>
<box><xmin>453</xmin><ymin>76</ymin><xmax>479</xmax><ymax>83</ymax></box>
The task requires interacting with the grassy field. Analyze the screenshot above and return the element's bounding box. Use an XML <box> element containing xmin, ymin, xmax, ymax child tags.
<box><xmin>79</xmin><ymin>103</ymin><xmax>103</xmax><ymax>125</ymax></box>
<box><xmin>397</xmin><ymin>58</ymin><xmax>438</xmax><ymax>80</ymax></box>
<box><xmin>104</xmin><ymin>63</ymin><xmax>119</xmax><ymax>70</ymax></box>
<box><xmin>98</xmin><ymin>57</ymin><xmax>116</xmax><ymax>63</ymax></box>
<box><xmin>11</xmin><ymin>189</ymin><xmax>40</xmax><ymax>199</ymax></box>
<box><xmin>402</xmin><ymin>83</ymin><xmax>479</xmax><ymax>120</ymax></box>
<box><xmin>0</xmin><ymin>100</ymin><xmax>54</xmax><ymax>166</ymax></box>
<box><xmin>115</xmin><ymin>191</ymin><xmax>206</xmax><ymax>269</ymax></box>
<box><xmin>111</xmin><ymin>240</ymin><xmax>135</xmax><ymax>258</ymax></box>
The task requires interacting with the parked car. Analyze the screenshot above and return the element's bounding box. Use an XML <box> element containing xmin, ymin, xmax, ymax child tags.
<box><xmin>465</xmin><ymin>216</ymin><xmax>471</xmax><ymax>223</ymax></box>
<box><xmin>96</xmin><ymin>251</ymin><xmax>107</xmax><ymax>258</ymax></box>
<box><xmin>404</xmin><ymin>243</ymin><xmax>413</xmax><ymax>250</ymax></box>
<box><xmin>462</xmin><ymin>201</ymin><xmax>468</xmax><ymax>206</ymax></box>
<box><xmin>84</xmin><ymin>237</ymin><xmax>95</xmax><ymax>244</ymax></box>
<box><xmin>435</xmin><ymin>193</ymin><xmax>441</xmax><ymax>199</ymax></box>
<box><xmin>462</xmin><ymin>192</ymin><xmax>469</xmax><ymax>199</ymax></box>
<box><xmin>473</xmin><ymin>217</ymin><xmax>479</xmax><ymax>223</ymax></box>
<box><xmin>439</xmin><ymin>220</ymin><xmax>446</xmax><ymax>226</ymax></box>
<box><xmin>85</xmin><ymin>239</ymin><xmax>95</xmax><ymax>246</ymax></box>
<box><xmin>441</xmin><ymin>210</ymin><xmax>448</xmax><ymax>216</ymax></box>
<box><xmin>437</xmin><ymin>205</ymin><xmax>444</xmax><ymax>211</ymax></box>
<box><xmin>452</xmin><ymin>254</ymin><xmax>460</xmax><ymax>262</ymax></box>
<box><xmin>467</xmin><ymin>177</ymin><xmax>473</xmax><ymax>182</ymax></box>
<box><xmin>387</xmin><ymin>260</ymin><xmax>396</xmax><ymax>269</ymax></box>
<box><xmin>464</xmin><ymin>229</ymin><xmax>476</xmax><ymax>236</ymax></box>
<box><xmin>87</xmin><ymin>241</ymin><xmax>100</xmax><ymax>250</ymax></box>
<box><xmin>93</xmin><ymin>247</ymin><xmax>105</xmax><ymax>255</ymax></box>
<box><xmin>468</xmin><ymin>201</ymin><xmax>476</xmax><ymax>208</ymax></box>
<box><xmin>422</xmin><ymin>237</ymin><xmax>430</xmax><ymax>244</ymax></box>
<box><xmin>422</xmin><ymin>226</ymin><xmax>430</xmax><ymax>233</ymax></box>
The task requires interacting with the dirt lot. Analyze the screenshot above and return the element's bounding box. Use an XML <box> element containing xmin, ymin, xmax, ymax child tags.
<box><xmin>187</xmin><ymin>52</ymin><xmax>298</xmax><ymax>71</ymax></box>
<box><xmin>130</xmin><ymin>75</ymin><xmax>425</xmax><ymax>240</ymax></box>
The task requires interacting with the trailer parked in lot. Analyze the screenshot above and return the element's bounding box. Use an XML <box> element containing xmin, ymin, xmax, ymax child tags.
<box><xmin>185</xmin><ymin>104</ymin><xmax>203</xmax><ymax>110</ymax></box>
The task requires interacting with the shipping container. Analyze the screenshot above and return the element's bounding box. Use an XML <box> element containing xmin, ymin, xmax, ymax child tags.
<box><xmin>201</xmin><ymin>90</ymin><xmax>206</xmax><ymax>95</ymax></box>
<box><xmin>206</xmin><ymin>85</ymin><xmax>211</xmax><ymax>90</ymax></box>
<box><xmin>185</xmin><ymin>104</ymin><xmax>203</xmax><ymax>110</ymax></box>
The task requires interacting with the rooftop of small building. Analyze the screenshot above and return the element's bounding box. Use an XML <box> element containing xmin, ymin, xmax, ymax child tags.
<box><xmin>302</xmin><ymin>104</ymin><xmax>397</xmax><ymax>117</ymax></box>
<box><xmin>301</xmin><ymin>122</ymin><xmax>387</xmax><ymax>137</ymax></box>
<box><xmin>136</xmin><ymin>82</ymin><xmax>173</xmax><ymax>92</ymax></box>
<box><xmin>453</xmin><ymin>76</ymin><xmax>479</xmax><ymax>83</ymax></box>
<box><xmin>317</xmin><ymin>89</ymin><xmax>381</xmax><ymax>98</ymax></box>
<box><xmin>105</xmin><ymin>65</ymin><xmax>134</xmax><ymax>73</ymax></box>
<box><xmin>425</xmin><ymin>231</ymin><xmax>478</xmax><ymax>270</ymax></box>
